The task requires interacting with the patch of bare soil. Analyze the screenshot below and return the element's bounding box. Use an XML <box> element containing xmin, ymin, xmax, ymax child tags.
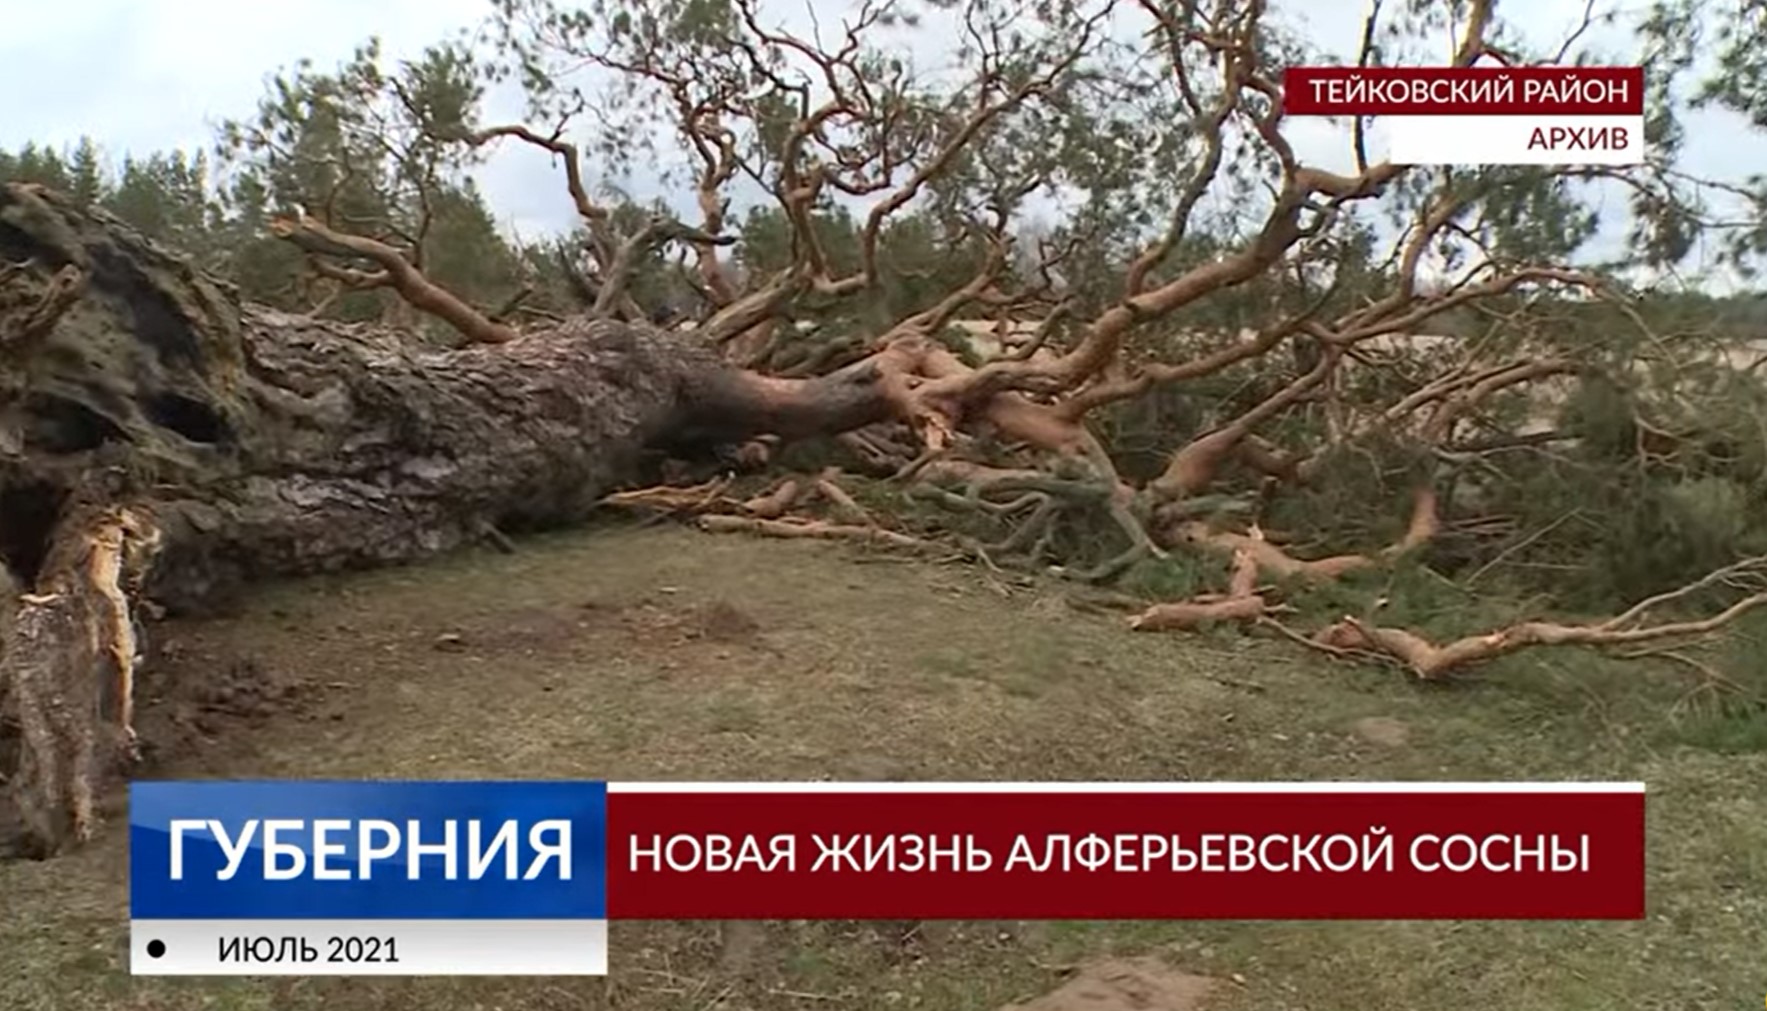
<box><xmin>695</xmin><ymin>599</ymin><xmax>764</xmax><ymax>641</ymax></box>
<box><xmin>432</xmin><ymin>604</ymin><xmax>593</xmax><ymax>655</ymax></box>
<box><xmin>131</xmin><ymin>639</ymin><xmax>325</xmax><ymax>772</ymax></box>
<box><xmin>428</xmin><ymin>593</ymin><xmax>768</xmax><ymax>652</ymax></box>
<box><xmin>1000</xmin><ymin>957</ymin><xmax>1222</xmax><ymax>1011</ymax></box>
<box><xmin>601</xmin><ymin>593</ymin><xmax>769</xmax><ymax>646</ymax></box>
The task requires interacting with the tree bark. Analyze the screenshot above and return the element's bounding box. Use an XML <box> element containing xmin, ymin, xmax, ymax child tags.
<box><xmin>0</xmin><ymin>182</ymin><xmax>896</xmax><ymax>857</ymax></box>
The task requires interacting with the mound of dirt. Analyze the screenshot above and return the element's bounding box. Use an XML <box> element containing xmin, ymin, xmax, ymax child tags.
<box><xmin>694</xmin><ymin>600</ymin><xmax>762</xmax><ymax>642</ymax></box>
<box><xmin>1000</xmin><ymin>957</ymin><xmax>1222</xmax><ymax>1011</ymax></box>
<box><xmin>603</xmin><ymin>595</ymin><xmax>767</xmax><ymax>647</ymax></box>
<box><xmin>438</xmin><ymin>605</ymin><xmax>594</xmax><ymax>655</ymax></box>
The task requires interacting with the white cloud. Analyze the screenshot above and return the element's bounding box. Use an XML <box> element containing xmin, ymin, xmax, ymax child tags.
<box><xmin>2</xmin><ymin>1</ymin><xmax>481</xmax><ymax>154</ymax></box>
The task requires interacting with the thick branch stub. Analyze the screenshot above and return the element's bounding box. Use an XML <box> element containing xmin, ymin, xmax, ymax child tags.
<box><xmin>2</xmin><ymin>506</ymin><xmax>160</xmax><ymax>858</ymax></box>
<box><xmin>0</xmin><ymin>262</ymin><xmax>86</xmax><ymax>354</ymax></box>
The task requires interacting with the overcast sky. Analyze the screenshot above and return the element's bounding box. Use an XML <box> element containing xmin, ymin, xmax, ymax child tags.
<box><xmin>4</xmin><ymin>0</ymin><xmax>1764</xmax><ymax>278</ymax></box>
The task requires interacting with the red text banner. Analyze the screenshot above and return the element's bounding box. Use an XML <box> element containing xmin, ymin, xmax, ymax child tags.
<box><xmin>1282</xmin><ymin>67</ymin><xmax>1643</xmax><ymax>116</ymax></box>
<box><xmin>604</xmin><ymin>783</ymin><xmax>1645</xmax><ymax>920</ymax></box>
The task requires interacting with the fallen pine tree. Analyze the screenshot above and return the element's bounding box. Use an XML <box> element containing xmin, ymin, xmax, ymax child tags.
<box><xmin>6</xmin><ymin>177</ymin><xmax>1765</xmax><ymax>861</ymax></box>
<box><xmin>10</xmin><ymin>0</ymin><xmax>1767</xmax><ymax>860</ymax></box>
<box><xmin>0</xmin><ymin>183</ymin><xmax>924</xmax><ymax>856</ymax></box>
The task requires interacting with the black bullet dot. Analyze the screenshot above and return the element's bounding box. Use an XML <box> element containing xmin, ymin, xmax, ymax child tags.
<box><xmin>146</xmin><ymin>940</ymin><xmax>166</xmax><ymax>958</ymax></box>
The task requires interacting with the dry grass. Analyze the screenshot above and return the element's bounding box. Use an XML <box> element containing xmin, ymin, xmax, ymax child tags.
<box><xmin>2</xmin><ymin>521</ymin><xmax>1764</xmax><ymax>1010</ymax></box>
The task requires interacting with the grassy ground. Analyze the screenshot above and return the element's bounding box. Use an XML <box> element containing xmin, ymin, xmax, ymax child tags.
<box><xmin>3</xmin><ymin>520</ymin><xmax>1764</xmax><ymax>1010</ymax></box>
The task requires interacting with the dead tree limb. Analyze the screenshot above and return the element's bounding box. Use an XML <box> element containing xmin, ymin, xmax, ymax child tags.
<box><xmin>270</xmin><ymin>212</ymin><xmax>520</xmax><ymax>344</ymax></box>
<box><xmin>1313</xmin><ymin>556</ymin><xmax>1767</xmax><ymax>679</ymax></box>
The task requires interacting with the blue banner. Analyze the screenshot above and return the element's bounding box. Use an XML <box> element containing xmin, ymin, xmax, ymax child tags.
<box><xmin>130</xmin><ymin>781</ymin><xmax>607</xmax><ymax>919</ymax></box>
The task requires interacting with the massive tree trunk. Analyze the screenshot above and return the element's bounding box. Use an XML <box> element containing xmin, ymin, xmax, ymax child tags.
<box><xmin>0</xmin><ymin>183</ymin><xmax>894</xmax><ymax>857</ymax></box>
